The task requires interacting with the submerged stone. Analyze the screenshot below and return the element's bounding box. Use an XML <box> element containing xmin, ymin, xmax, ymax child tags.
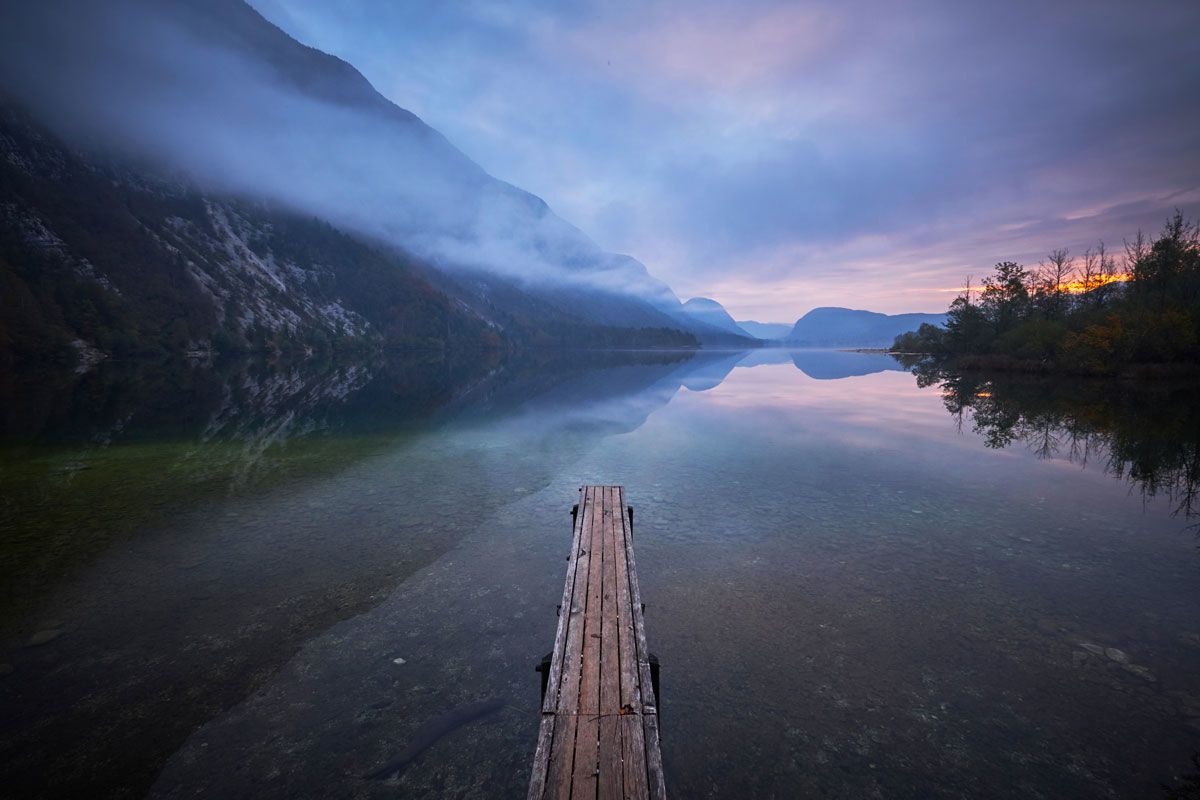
<box><xmin>1122</xmin><ymin>664</ymin><xmax>1156</xmax><ymax>682</ymax></box>
<box><xmin>1105</xmin><ymin>648</ymin><xmax>1131</xmax><ymax>664</ymax></box>
<box><xmin>27</xmin><ymin>629</ymin><xmax>62</xmax><ymax>646</ymax></box>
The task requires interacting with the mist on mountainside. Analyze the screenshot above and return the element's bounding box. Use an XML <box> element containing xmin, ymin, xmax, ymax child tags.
<box><xmin>0</xmin><ymin>0</ymin><xmax>676</xmax><ymax>305</ymax></box>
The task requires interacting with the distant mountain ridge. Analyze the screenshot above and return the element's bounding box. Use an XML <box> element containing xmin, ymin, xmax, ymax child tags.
<box><xmin>674</xmin><ymin>297</ymin><xmax>757</xmax><ymax>341</ymax></box>
<box><xmin>736</xmin><ymin>320</ymin><xmax>794</xmax><ymax>340</ymax></box>
<box><xmin>666</xmin><ymin>300</ymin><xmax>944</xmax><ymax>347</ymax></box>
<box><xmin>786</xmin><ymin>307</ymin><xmax>947</xmax><ymax>347</ymax></box>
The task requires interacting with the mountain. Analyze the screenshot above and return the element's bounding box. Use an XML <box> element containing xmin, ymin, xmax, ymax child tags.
<box><xmin>786</xmin><ymin>307</ymin><xmax>947</xmax><ymax>347</ymax></box>
<box><xmin>736</xmin><ymin>320</ymin><xmax>794</xmax><ymax>340</ymax></box>
<box><xmin>673</xmin><ymin>297</ymin><xmax>757</xmax><ymax>342</ymax></box>
<box><xmin>0</xmin><ymin>0</ymin><xmax>712</xmax><ymax>364</ymax></box>
<box><xmin>0</xmin><ymin>103</ymin><xmax>699</xmax><ymax>364</ymax></box>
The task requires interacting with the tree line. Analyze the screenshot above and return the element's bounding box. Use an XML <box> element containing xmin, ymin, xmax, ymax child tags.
<box><xmin>893</xmin><ymin>211</ymin><xmax>1200</xmax><ymax>375</ymax></box>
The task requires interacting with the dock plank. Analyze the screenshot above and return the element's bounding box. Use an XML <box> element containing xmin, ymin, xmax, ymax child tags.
<box><xmin>539</xmin><ymin>487</ymin><xmax>595</xmax><ymax>800</ymax></box>
<box><xmin>577</xmin><ymin>488</ymin><xmax>605</xmax><ymax>715</ymax></box>
<box><xmin>570</xmin><ymin>486</ymin><xmax>607</xmax><ymax>795</ymax></box>
<box><xmin>618</xmin><ymin>486</ymin><xmax>667</xmax><ymax>800</ymax></box>
<box><xmin>598</xmin><ymin>487</ymin><xmax>624</xmax><ymax>800</ymax></box>
<box><xmin>615</xmin><ymin>490</ymin><xmax>649</xmax><ymax>800</ymax></box>
<box><xmin>541</xmin><ymin>487</ymin><xmax>589</xmax><ymax>714</ymax></box>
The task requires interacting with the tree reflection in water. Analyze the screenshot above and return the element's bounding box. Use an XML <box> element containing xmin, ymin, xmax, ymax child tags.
<box><xmin>897</xmin><ymin>355</ymin><xmax>1200</xmax><ymax>524</ymax></box>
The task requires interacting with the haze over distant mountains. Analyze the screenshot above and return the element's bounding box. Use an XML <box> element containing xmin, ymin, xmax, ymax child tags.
<box><xmin>681</xmin><ymin>299</ymin><xmax>944</xmax><ymax>346</ymax></box>
<box><xmin>736</xmin><ymin>321</ymin><xmax>796</xmax><ymax>341</ymax></box>
<box><xmin>670</xmin><ymin>299</ymin><xmax>944</xmax><ymax>347</ymax></box>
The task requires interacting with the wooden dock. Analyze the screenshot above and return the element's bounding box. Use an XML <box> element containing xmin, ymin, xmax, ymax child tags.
<box><xmin>527</xmin><ymin>485</ymin><xmax>666</xmax><ymax>800</ymax></box>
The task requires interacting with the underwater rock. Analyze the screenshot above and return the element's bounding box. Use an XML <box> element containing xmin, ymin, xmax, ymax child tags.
<box><xmin>1122</xmin><ymin>664</ymin><xmax>1156</xmax><ymax>682</ymax></box>
<box><xmin>27</xmin><ymin>629</ymin><xmax>62</xmax><ymax>646</ymax></box>
<box><xmin>1105</xmin><ymin>648</ymin><xmax>1130</xmax><ymax>664</ymax></box>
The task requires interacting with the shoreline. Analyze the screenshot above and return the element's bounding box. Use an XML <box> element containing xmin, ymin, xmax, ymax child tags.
<box><xmin>889</xmin><ymin>351</ymin><xmax>1200</xmax><ymax>380</ymax></box>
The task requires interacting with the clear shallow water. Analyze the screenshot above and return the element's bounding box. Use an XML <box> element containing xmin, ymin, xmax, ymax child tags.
<box><xmin>1</xmin><ymin>350</ymin><xmax>1198</xmax><ymax>799</ymax></box>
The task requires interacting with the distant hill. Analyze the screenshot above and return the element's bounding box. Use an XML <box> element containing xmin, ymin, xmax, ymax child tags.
<box><xmin>736</xmin><ymin>320</ymin><xmax>793</xmax><ymax>340</ymax></box>
<box><xmin>674</xmin><ymin>298</ymin><xmax>756</xmax><ymax>341</ymax></box>
<box><xmin>786</xmin><ymin>307</ymin><xmax>947</xmax><ymax>347</ymax></box>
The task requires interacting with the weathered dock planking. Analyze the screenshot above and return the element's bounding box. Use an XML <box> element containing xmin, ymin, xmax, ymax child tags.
<box><xmin>527</xmin><ymin>486</ymin><xmax>666</xmax><ymax>800</ymax></box>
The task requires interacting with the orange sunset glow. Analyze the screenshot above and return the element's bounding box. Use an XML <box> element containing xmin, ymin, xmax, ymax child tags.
<box><xmin>939</xmin><ymin>272</ymin><xmax>1132</xmax><ymax>296</ymax></box>
<box><xmin>1058</xmin><ymin>272</ymin><xmax>1132</xmax><ymax>294</ymax></box>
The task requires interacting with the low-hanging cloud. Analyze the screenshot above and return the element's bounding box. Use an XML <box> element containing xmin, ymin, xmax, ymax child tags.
<box><xmin>0</xmin><ymin>0</ymin><xmax>677</xmax><ymax>305</ymax></box>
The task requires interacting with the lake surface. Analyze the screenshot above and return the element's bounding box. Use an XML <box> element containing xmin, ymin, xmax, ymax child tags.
<box><xmin>1</xmin><ymin>349</ymin><xmax>1199</xmax><ymax>799</ymax></box>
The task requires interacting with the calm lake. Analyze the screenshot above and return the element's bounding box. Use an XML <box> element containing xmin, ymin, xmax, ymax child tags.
<box><xmin>1</xmin><ymin>349</ymin><xmax>1198</xmax><ymax>799</ymax></box>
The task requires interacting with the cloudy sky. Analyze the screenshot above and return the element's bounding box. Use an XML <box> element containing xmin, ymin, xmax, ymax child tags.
<box><xmin>249</xmin><ymin>0</ymin><xmax>1199</xmax><ymax>319</ymax></box>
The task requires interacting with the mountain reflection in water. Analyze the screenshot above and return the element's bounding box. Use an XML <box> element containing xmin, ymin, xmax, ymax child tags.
<box><xmin>0</xmin><ymin>348</ymin><xmax>733</xmax><ymax>798</ymax></box>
